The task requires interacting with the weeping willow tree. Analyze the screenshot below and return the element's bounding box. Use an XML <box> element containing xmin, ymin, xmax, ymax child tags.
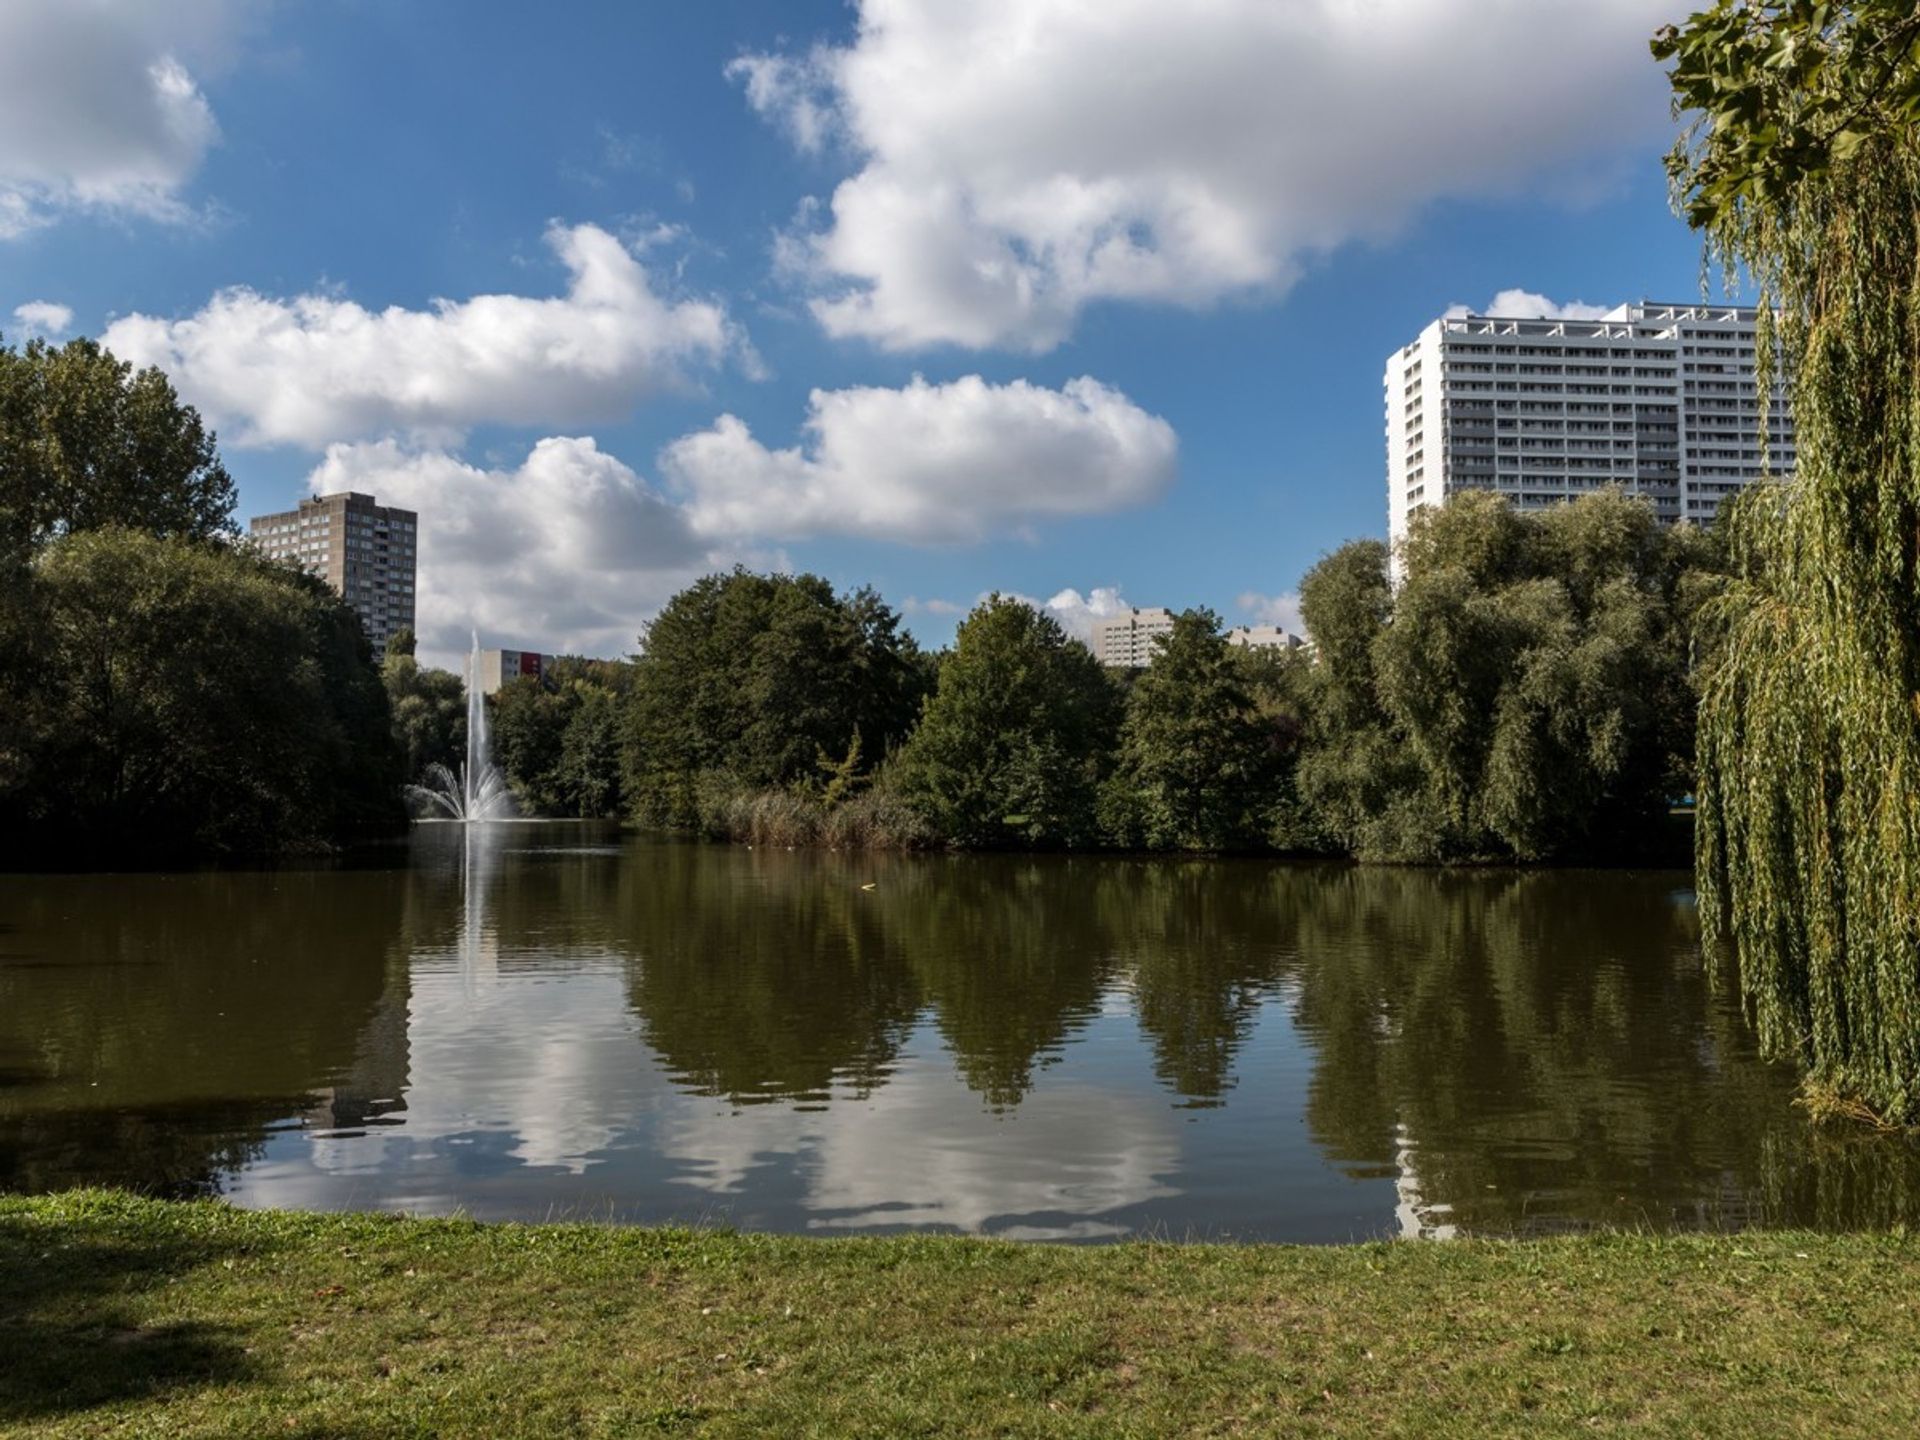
<box><xmin>1656</xmin><ymin>2</ymin><xmax>1920</xmax><ymax>1122</ymax></box>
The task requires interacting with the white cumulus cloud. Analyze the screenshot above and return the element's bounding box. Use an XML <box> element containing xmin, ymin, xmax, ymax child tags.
<box><xmin>10</xmin><ymin>301</ymin><xmax>73</xmax><ymax>338</ymax></box>
<box><xmin>725</xmin><ymin>51</ymin><xmax>841</xmax><ymax>155</ymax></box>
<box><xmin>307</xmin><ymin>436</ymin><xmax>737</xmax><ymax>662</ymax></box>
<box><xmin>296</xmin><ymin>370</ymin><xmax>1164</xmax><ymax>663</ymax></box>
<box><xmin>1038</xmin><ymin>586</ymin><xmax>1134</xmax><ymax>642</ymax></box>
<box><xmin>1446</xmin><ymin>289</ymin><xmax>1617</xmax><ymax>321</ymax></box>
<box><xmin>0</xmin><ymin>0</ymin><xmax>233</xmax><ymax>236</ymax></box>
<box><xmin>1236</xmin><ymin>590</ymin><xmax>1304</xmax><ymax>635</ymax></box>
<box><xmin>103</xmin><ymin>223</ymin><xmax>741</xmax><ymax>448</ymax></box>
<box><xmin>736</xmin><ymin>0</ymin><xmax>1674</xmax><ymax>352</ymax></box>
<box><xmin>662</xmin><ymin>375</ymin><xmax>1175</xmax><ymax>544</ymax></box>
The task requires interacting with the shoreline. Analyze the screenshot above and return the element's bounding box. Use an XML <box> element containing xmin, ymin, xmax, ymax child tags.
<box><xmin>5</xmin><ymin>1190</ymin><xmax>1917</xmax><ymax>1436</ymax></box>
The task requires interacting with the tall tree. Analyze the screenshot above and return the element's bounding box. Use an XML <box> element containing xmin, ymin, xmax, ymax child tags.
<box><xmin>624</xmin><ymin>570</ymin><xmax>927</xmax><ymax>827</ymax></box>
<box><xmin>1295</xmin><ymin>490</ymin><xmax>1710</xmax><ymax>863</ymax></box>
<box><xmin>1292</xmin><ymin>538</ymin><xmax>1426</xmax><ymax>858</ymax></box>
<box><xmin>0</xmin><ymin>337</ymin><xmax>235</xmax><ymax>566</ymax></box>
<box><xmin>491</xmin><ymin>675</ymin><xmax>576</xmax><ymax>813</ymax></box>
<box><xmin>491</xmin><ymin>658</ymin><xmax>634</xmax><ymax>818</ymax></box>
<box><xmin>381</xmin><ymin>649</ymin><xmax>466</xmax><ymax>784</ymax></box>
<box><xmin>1656</xmin><ymin>2</ymin><xmax>1920</xmax><ymax>1120</ymax></box>
<box><xmin>893</xmin><ymin>596</ymin><xmax>1120</xmax><ymax>847</ymax></box>
<box><xmin>559</xmin><ymin>685</ymin><xmax>626</xmax><ymax>818</ymax></box>
<box><xmin>1101</xmin><ymin>609</ymin><xmax>1283</xmax><ymax>851</ymax></box>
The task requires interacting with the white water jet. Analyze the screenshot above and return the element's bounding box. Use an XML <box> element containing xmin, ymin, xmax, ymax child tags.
<box><xmin>407</xmin><ymin>631</ymin><xmax>517</xmax><ymax>822</ymax></box>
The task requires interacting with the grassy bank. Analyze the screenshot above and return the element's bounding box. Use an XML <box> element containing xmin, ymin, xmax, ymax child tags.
<box><xmin>4</xmin><ymin>1193</ymin><xmax>1918</xmax><ymax>1437</ymax></box>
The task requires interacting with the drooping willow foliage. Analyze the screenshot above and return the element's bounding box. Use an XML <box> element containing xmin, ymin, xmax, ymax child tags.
<box><xmin>1656</xmin><ymin>3</ymin><xmax>1920</xmax><ymax>1120</ymax></box>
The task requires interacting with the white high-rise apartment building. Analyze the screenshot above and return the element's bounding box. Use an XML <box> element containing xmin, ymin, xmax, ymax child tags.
<box><xmin>1091</xmin><ymin>606</ymin><xmax>1175</xmax><ymax>668</ymax></box>
<box><xmin>1386</xmin><ymin>302</ymin><xmax>1793</xmax><ymax>549</ymax></box>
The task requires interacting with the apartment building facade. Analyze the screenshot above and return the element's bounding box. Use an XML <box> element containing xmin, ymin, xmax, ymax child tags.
<box><xmin>1226</xmin><ymin>625</ymin><xmax>1305</xmax><ymax>653</ymax></box>
<box><xmin>1385</xmin><ymin>302</ymin><xmax>1793</xmax><ymax>549</ymax></box>
<box><xmin>474</xmin><ymin>648</ymin><xmax>551</xmax><ymax>696</ymax></box>
<box><xmin>1090</xmin><ymin>606</ymin><xmax>1175</xmax><ymax>668</ymax></box>
<box><xmin>248</xmin><ymin>491</ymin><xmax>418</xmax><ymax>654</ymax></box>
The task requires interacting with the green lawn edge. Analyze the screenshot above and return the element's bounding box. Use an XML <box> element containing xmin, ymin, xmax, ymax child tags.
<box><xmin>4</xmin><ymin>1190</ymin><xmax>1918</xmax><ymax>1438</ymax></box>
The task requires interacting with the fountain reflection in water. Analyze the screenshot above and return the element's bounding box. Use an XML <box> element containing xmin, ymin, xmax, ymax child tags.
<box><xmin>407</xmin><ymin>631</ymin><xmax>517</xmax><ymax>822</ymax></box>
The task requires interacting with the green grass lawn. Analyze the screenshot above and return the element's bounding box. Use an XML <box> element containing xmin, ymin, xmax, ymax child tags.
<box><xmin>3</xmin><ymin>1192</ymin><xmax>1918</xmax><ymax>1438</ymax></box>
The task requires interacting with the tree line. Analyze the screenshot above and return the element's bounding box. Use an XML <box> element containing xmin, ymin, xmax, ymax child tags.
<box><xmin>0</xmin><ymin>329</ymin><xmax>1744</xmax><ymax>876</ymax></box>
<box><xmin>469</xmin><ymin>486</ymin><xmax>1720</xmax><ymax>867</ymax></box>
<box><xmin>0</xmin><ymin>336</ymin><xmax>402</xmax><ymax>865</ymax></box>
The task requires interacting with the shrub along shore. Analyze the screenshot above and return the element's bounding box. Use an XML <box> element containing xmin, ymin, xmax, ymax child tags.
<box><xmin>5</xmin><ymin>1192</ymin><xmax>1919</xmax><ymax>1438</ymax></box>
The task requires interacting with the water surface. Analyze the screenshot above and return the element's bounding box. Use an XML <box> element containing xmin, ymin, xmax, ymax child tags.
<box><xmin>4</xmin><ymin>825</ymin><xmax>1917</xmax><ymax>1241</ymax></box>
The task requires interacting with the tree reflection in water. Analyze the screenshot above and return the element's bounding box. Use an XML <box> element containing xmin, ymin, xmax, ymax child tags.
<box><xmin>5</xmin><ymin>835</ymin><xmax>1920</xmax><ymax>1236</ymax></box>
<box><xmin>0</xmin><ymin>868</ymin><xmax>408</xmax><ymax>1196</ymax></box>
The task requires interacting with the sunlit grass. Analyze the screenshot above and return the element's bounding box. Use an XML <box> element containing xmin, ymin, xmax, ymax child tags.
<box><xmin>4</xmin><ymin>1191</ymin><xmax>1918</xmax><ymax>1437</ymax></box>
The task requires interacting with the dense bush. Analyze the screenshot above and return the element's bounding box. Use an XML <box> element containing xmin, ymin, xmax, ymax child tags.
<box><xmin>687</xmin><ymin>772</ymin><xmax>936</xmax><ymax>851</ymax></box>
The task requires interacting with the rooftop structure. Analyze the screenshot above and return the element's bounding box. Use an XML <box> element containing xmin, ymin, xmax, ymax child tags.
<box><xmin>1386</xmin><ymin>302</ymin><xmax>1795</xmax><ymax>550</ymax></box>
<box><xmin>249</xmin><ymin>492</ymin><xmax>418</xmax><ymax>654</ymax></box>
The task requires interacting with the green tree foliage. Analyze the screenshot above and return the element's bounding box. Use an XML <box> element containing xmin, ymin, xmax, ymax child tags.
<box><xmin>0</xmin><ymin>339</ymin><xmax>400</xmax><ymax>862</ymax></box>
<box><xmin>560</xmin><ymin>686</ymin><xmax>626</xmax><ymax>818</ymax></box>
<box><xmin>381</xmin><ymin>649</ymin><xmax>465</xmax><ymax>784</ymax></box>
<box><xmin>0</xmin><ymin>529</ymin><xmax>401</xmax><ymax>862</ymax></box>
<box><xmin>0</xmin><ymin>337</ymin><xmax>234</xmax><ymax>569</ymax></box>
<box><xmin>1652</xmin><ymin>1</ymin><xmax>1920</xmax><ymax>224</ymax></box>
<box><xmin>491</xmin><ymin>676</ymin><xmax>572</xmax><ymax>811</ymax></box>
<box><xmin>624</xmin><ymin>570</ymin><xmax>928</xmax><ymax>828</ymax></box>
<box><xmin>893</xmin><ymin>596</ymin><xmax>1120</xmax><ymax>847</ymax></box>
<box><xmin>1295</xmin><ymin>490</ymin><xmax>1709</xmax><ymax>863</ymax></box>
<box><xmin>1656</xmin><ymin>3</ymin><xmax>1920</xmax><ymax>1120</ymax></box>
<box><xmin>492</xmin><ymin>658</ymin><xmax>634</xmax><ymax>818</ymax></box>
<box><xmin>1100</xmin><ymin>609</ymin><xmax>1288</xmax><ymax>851</ymax></box>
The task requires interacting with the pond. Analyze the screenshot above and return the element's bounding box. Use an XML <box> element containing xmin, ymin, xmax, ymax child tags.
<box><xmin>4</xmin><ymin>823</ymin><xmax>1918</xmax><ymax>1242</ymax></box>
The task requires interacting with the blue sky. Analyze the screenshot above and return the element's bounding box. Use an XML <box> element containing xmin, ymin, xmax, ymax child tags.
<box><xmin>1</xmin><ymin>0</ymin><xmax>1708</xmax><ymax>662</ymax></box>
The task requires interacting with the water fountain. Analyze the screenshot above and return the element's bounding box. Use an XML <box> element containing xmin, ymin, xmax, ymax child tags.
<box><xmin>406</xmin><ymin>631</ymin><xmax>517</xmax><ymax>822</ymax></box>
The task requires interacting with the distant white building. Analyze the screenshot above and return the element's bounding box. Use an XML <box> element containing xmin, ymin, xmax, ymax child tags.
<box><xmin>1090</xmin><ymin>606</ymin><xmax>1175</xmax><ymax>668</ymax></box>
<box><xmin>1386</xmin><ymin>302</ymin><xmax>1794</xmax><ymax>550</ymax></box>
<box><xmin>1226</xmin><ymin>625</ymin><xmax>1305</xmax><ymax>653</ymax></box>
